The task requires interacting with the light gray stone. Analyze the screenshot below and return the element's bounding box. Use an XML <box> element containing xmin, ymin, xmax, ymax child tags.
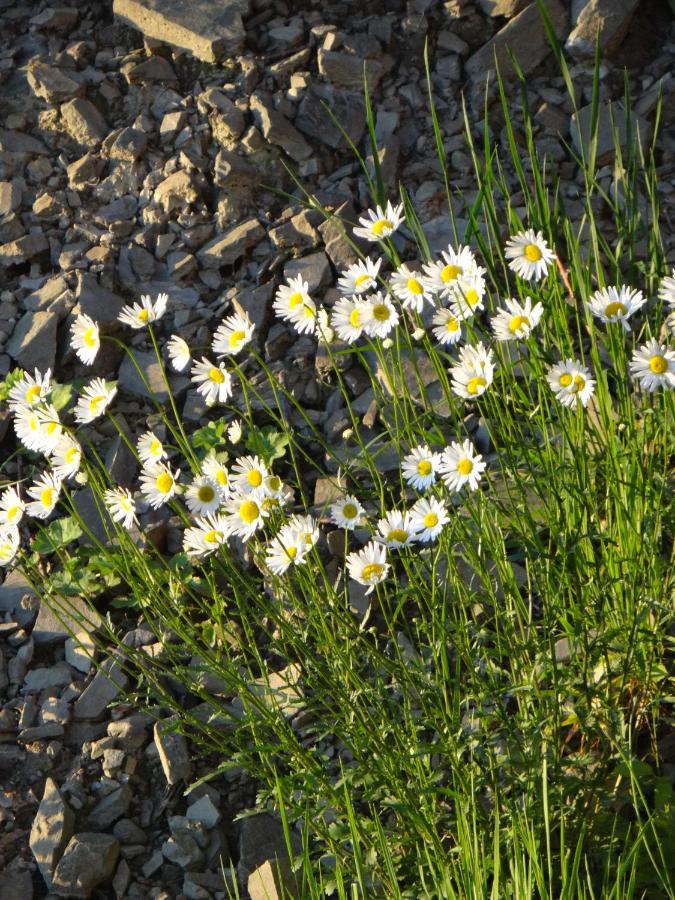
<box><xmin>75</xmin><ymin>272</ymin><xmax>126</xmax><ymax>324</ymax></box>
<box><xmin>154</xmin><ymin>718</ymin><xmax>191</xmax><ymax>785</ymax></box>
<box><xmin>0</xmin><ymin>181</ymin><xmax>21</xmax><ymax>217</ymax></box>
<box><xmin>237</xmin><ymin>814</ymin><xmax>300</xmax><ymax>884</ymax></box>
<box><xmin>0</xmin><ymin>233</ymin><xmax>49</xmax><ymax>267</ymax></box>
<box><xmin>85</xmin><ymin>784</ymin><xmax>132</xmax><ymax>830</ymax></box>
<box><xmin>283</xmin><ymin>251</ymin><xmax>331</xmax><ymax>292</ymax></box>
<box><xmin>566</xmin><ymin>0</ymin><xmax>639</xmax><ymax>57</ymax></box>
<box><xmin>27</xmin><ymin>63</ymin><xmax>83</xmax><ymax>103</ymax></box>
<box><xmin>6</xmin><ymin>310</ymin><xmax>57</xmax><ymax>371</ymax></box>
<box><xmin>317</xmin><ymin>49</ymin><xmax>385</xmax><ymax>91</ymax></box>
<box><xmin>23</xmin><ymin>663</ymin><xmax>73</xmax><ymax>691</ymax></box>
<box><xmin>248</xmin><ymin>858</ymin><xmax>300</xmax><ymax>900</ymax></box>
<box><xmin>52</xmin><ymin>833</ymin><xmax>119</xmax><ymax>897</ymax></box>
<box><xmin>33</xmin><ymin>595</ymin><xmax>102</xmax><ymax>645</ymax></box>
<box><xmin>61</xmin><ymin>99</ymin><xmax>108</xmax><ymax>148</ymax></box>
<box><xmin>0</xmin><ymin>129</ymin><xmax>48</xmax><ymax>155</ymax></box>
<box><xmin>118</xmin><ymin>349</ymin><xmax>174</xmax><ymax>402</ymax></box>
<box><xmin>249</xmin><ymin>93</ymin><xmax>312</xmax><ymax>161</ymax></box>
<box><xmin>29</xmin><ymin>777</ymin><xmax>74</xmax><ymax>888</ymax></box>
<box><xmin>0</xmin><ymin>570</ymin><xmax>38</xmax><ymax>626</ymax></box>
<box><xmin>155</xmin><ymin>170</ymin><xmax>200</xmax><ymax>213</ymax></box>
<box><xmin>73</xmin><ymin>657</ymin><xmax>128</xmax><ymax>719</ymax></box>
<box><xmin>106</xmin><ymin>127</ymin><xmax>148</xmax><ymax>162</ymax></box>
<box><xmin>0</xmin><ymin>868</ymin><xmax>34</xmax><ymax>900</ymax></box>
<box><xmin>196</xmin><ymin>219</ymin><xmax>265</xmax><ymax>268</ymax></box>
<box><xmin>570</xmin><ymin>102</ymin><xmax>650</xmax><ymax>165</ymax></box>
<box><xmin>296</xmin><ymin>84</ymin><xmax>366</xmax><ymax>150</ymax></box>
<box><xmin>186</xmin><ymin>794</ymin><xmax>221</xmax><ymax>829</ymax></box>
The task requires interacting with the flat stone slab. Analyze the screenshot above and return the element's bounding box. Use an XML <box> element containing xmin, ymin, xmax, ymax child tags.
<box><xmin>113</xmin><ymin>0</ymin><xmax>249</xmax><ymax>63</ymax></box>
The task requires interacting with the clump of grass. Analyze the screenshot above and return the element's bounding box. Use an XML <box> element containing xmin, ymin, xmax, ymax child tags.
<box><xmin>1</xmin><ymin>21</ymin><xmax>674</xmax><ymax>899</ymax></box>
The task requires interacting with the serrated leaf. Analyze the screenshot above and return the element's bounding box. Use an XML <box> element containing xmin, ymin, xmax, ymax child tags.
<box><xmin>245</xmin><ymin>426</ymin><xmax>290</xmax><ymax>464</ymax></box>
<box><xmin>50</xmin><ymin>382</ymin><xmax>73</xmax><ymax>412</ymax></box>
<box><xmin>33</xmin><ymin>516</ymin><xmax>83</xmax><ymax>554</ymax></box>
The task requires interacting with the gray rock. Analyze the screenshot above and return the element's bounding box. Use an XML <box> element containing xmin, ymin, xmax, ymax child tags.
<box><xmin>0</xmin><ymin>868</ymin><xmax>34</xmax><ymax>900</ymax></box>
<box><xmin>67</xmin><ymin>153</ymin><xmax>105</xmax><ymax>187</ymax></box>
<box><xmin>0</xmin><ymin>130</ymin><xmax>49</xmax><ymax>155</ymax></box>
<box><xmin>124</xmin><ymin>55</ymin><xmax>178</xmax><ymax>84</ymax></box>
<box><xmin>33</xmin><ymin>595</ymin><xmax>102</xmax><ymax>645</ymax></box>
<box><xmin>162</xmin><ymin>834</ymin><xmax>203</xmax><ymax>868</ymax></box>
<box><xmin>317</xmin><ymin>49</ymin><xmax>385</xmax><ymax>91</ymax></box>
<box><xmin>6</xmin><ymin>310</ymin><xmax>57</xmax><ymax>370</ymax></box>
<box><xmin>73</xmin><ymin>657</ymin><xmax>128</xmax><ymax>720</ymax></box>
<box><xmin>52</xmin><ymin>833</ymin><xmax>119</xmax><ymax>898</ymax></box>
<box><xmin>113</xmin><ymin>0</ymin><xmax>248</xmax><ymax>62</ymax></box>
<box><xmin>118</xmin><ymin>349</ymin><xmax>174</xmax><ymax>402</ymax></box>
<box><xmin>186</xmin><ymin>794</ymin><xmax>221</xmax><ymax>829</ymax></box>
<box><xmin>85</xmin><ymin>784</ymin><xmax>132</xmax><ymax>830</ymax></box>
<box><xmin>250</xmin><ymin>93</ymin><xmax>312</xmax><ymax>161</ymax></box>
<box><xmin>23</xmin><ymin>663</ymin><xmax>73</xmax><ymax>691</ymax></box>
<box><xmin>111</xmin><ymin>857</ymin><xmax>130</xmax><ymax>898</ymax></box>
<box><xmin>61</xmin><ymin>99</ymin><xmax>108</xmax><ymax>148</ymax></box>
<box><xmin>154</xmin><ymin>718</ymin><xmax>191</xmax><ymax>785</ymax></box>
<box><xmin>296</xmin><ymin>84</ymin><xmax>366</xmax><ymax>150</ymax></box>
<box><xmin>477</xmin><ymin>0</ymin><xmax>529</xmax><ymax>14</ymax></box>
<box><xmin>18</xmin><ymin>723</ymin><xmax>65</xmax><ymax>742</ymax></box>
<box><xmin>283</xmin><ymin>251</ymin><xmax>331</xmax><ymax>292</ymax></box>
<box><xmin>75</xmin><ymin>272</ymin><xmax>126</xmax><ymax>324</ymax></box>
<box><xmin>27</xmin><ymin>63</ymin><xmax>83</xmax><ymax>103</ymax></box>
<box><xmin>248</xmin><ymin>858</ymin><xmax>300</xmax><ymax>900</ymax></box>
<box><xmin>29</xmin><ymin>777</ymin><xmax>75</xmax><ymax>889</ymax></box>
<box><xmin>113</xmin><ymin>817</ymin><xmax>147</xmax><ymax>844</ymax></box>
<box><xmin>570</xmin><ymin>102</ymin><xmax>650</xmax><ymax>165</ymax></box>
<box><xmin>566</xmin><ymin>0</ymin><xmax>639</xmax><ymax>57</ymax></box>
<box><xmin>0</xmin><ymin>570</ymin><xmax>38</xmax><ymax>626</ymax></box>
<box><xmin>198</xmin><ymin>88</ymin><xmax>245</xmax><ymax>139</ymax></box>
<box><xmin>23</xmin><ymin>275</ymin><xmax>72</xmax><ymax>314</ymax></box>
<box><xmin>155</xmin><ymin>170</ymin><xmax>200</xmax><ymax>212</ymax></box>
<box><xmin>237</xmin><ymin>814</ymin><xmax>300</xmax><ymax>884</ymax></box>
<box><xmin>196</xmin><ymin>218</ymin><xmax>265</xmax><ymax>268</ymax></box>
<box><xmin>106</xmin><ymin>127</ymin><xmax>148</xmax><ymax>162</ymax></box>
<box><xmin>30</xmin><ymin>7</ymin><xmax>79</xmax><ymax>30</ymax></box>
<box><xmin>0</xmin><ymin>180</ymin><xmax>21</xmax><ymax>216</ymax></box>
<box><xmin>0</xmin><ymin>233</ymin><xmax>49</xmax><ymax>267</ymax></box>
<box><xmin>65</xmin><ymin>631</ymin><xmax>96</xmax><ymax>673</ymax></box>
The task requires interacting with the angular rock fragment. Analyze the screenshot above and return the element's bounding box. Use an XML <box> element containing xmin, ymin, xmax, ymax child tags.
<box><xmin>317</xmin><ymin>49</ymin><xmax>386</xmax><ymax>91</ymax></box>
<box><xmin>196</xmin><ymin>218</ymin><xmax>265</xmax><ymax>268</ymax></box>
<box><xmin>75</xmin><ymin>272</ymin><xmax>126</xmax><ymax>324</ymax></box>
<box><xmin>0</xmin><ymin>180</ymin><xmax>21</xmax><ymax>216</ymax></box>
<box><xmin>6</xmin><ymin>310</ymin><xmax>57</xmax><ymax>371</ymax></box>
<box><xmin>250</xmin><ymin>93</ymin><xmax>312</xmax><ymax>161</ymax></box>
<box><xmin>124</xmin><ymin>55</ymin><xmax>178</xmax><ymax>85</ymax></box>
<box><xmin>154</xmin><ymin>718</ymin><xmax>191</xmax><ymax>785</ymax></box>
<box><xmin>566</xmin><ymin>0</ymin><xmax>639</xmax><ymax>57</ymax></box>
<box><xmin>296</xmin><ymin>84</ymin><xmax>366</xmax><ymax>149</ymax></box>
<box><xmin>85</xmin><ymin>785</ymin><xmax>132</xmax><ymax>830</ymax></box>
<box><xmin>0</xmin><ymin>233</ymin><xmax>49</xmax><ymax>267</ymax></box>
<box><xmin>30</xmin><ymin>7</ymin><xmax>79</xmax><ymax>30</ymax></box>
<box><xmin>118</xmin><ymin>350</ymin><xmax>175</xmax><ymax>402</ymax></box>
<box><xmin>61</xmin><ymin>98</ymin><xmax>108</xmax><ymax>148</ymax></box>
<box><xmin>33</xmin><ymin>594</ymin><xmax>102</xmax><ymax>645</ymax></box>
<box><xmin>29</xmin><ymin>777</ymin><xmax>75</xmax><ymax>889</ymax></box>
<box><xmin>52</xmin><ymin>833</ymin><xmax>119</xmax><ymax>897</ymax></box>
<box><xmin>73</xmin><ymin>657</ymin><xmax>128</xmax><ymax>720</ymax></box>
<box><xmin>248</xmin><ymin>858</ymin><xmax>300</xmax><ymax>900</ymax></box>
<box><xmin>105</xmin><ymin>127</ymin><xmax>148</xmax><ymax>162</ymax></box>
<box><xmin>27</xmin><ymin>63</ymin><xmax>83</xmax><ymax>104</ymax></box>
<box><xmin>155</xmin><ymin>170</ymin><xmax>200</xmax><ymax>212</ymax></box>
<box><xmin>0</xmin><ymin>129</ymin><xmax>48</xmax><ymax>155</ymax></box>
<box><xmin>570</xmin><ymin>102</ymin><xmax>650</xmax><ymax>165</ymax></box>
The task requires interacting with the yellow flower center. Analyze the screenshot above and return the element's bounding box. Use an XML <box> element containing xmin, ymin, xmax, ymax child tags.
<box><xmin>524</xmin><ymin>243</ymin><xmax>542</xmax><ymax>261</ymax></box>
<box><xmin>604</xmin><ymin>301</ymin><xmax>626</xmax><ymax>318</ymax></box>
<box><xmin>138</xmin><ymin>308</ymin><xmax>150</xmax><ymax>323</ymax></box>
<box><xmin>285</xmin><ymin>545</ymin><xmax>298</xmax><ymax>559</ymax></box>
<box><xmin>198</xmin><ymin>485</ymin><xmax>215</xmax><ymax>502</ymax></box>
<box><xmin>289</xmin><ymin>291</ymin><xmax>304</xmax><ymax>309</ymax></box>
<box><xmin>84</xmin><ymin>326</ymin><xmax>97</xmax><ymax>347</ymax></box>
<box><xmin>65</xmin><ymin>447</ymin><xmax>79</xmax><ymax>464</ymax></box>
<box><xmin>466</xmin><ymin>376</ymin><xmax>487</xmax><ymax>395</ymax></box>
<box><xmin>372</xmin><ymin>218</ymin><xmax>392</xmax><ymax>237</ymax></box>
<box><xmin>423</xmin><ymin>512</ymin><xmax>438</xmax><ymax>529</ymax></box>
<box><xmin>239</xmin><ymin>499</ymin><xmax>259</xmax><ymax>524</ymax></box>
<box><xmin>89</xmin><ymin>395</ymin><xmax>105</xmax><ymax>413</ymax></box>
<box><xmin>457</xmin><ymin>458</ymin><xmax>473</xmax><ymax>475</ymax></box>
<box><xmin>25</xmin><ymin>385</ymin><xmax>42</xmax><ymax>404</ymax></box>
<box><xmin>41</xmin><ymin>488</ymin><xmax>54</xmax><ymax>507</ymax></box>
<box><xmin>446</xmin><ymin>317</ymin><xmax>459</xmax><ymax>332</ymax></box>
<box><xmin>387</xmin><ymin>528</ymin><xmax>408</xmax><ymax>543</ymax></box>
<box><xmin>407</xmin><ymin>278</ymin><xmax>423</xmax><ymax>295</ymax></box>
<box><xmin>509</xmin><ymin>315</ymin><xmax>530</xmax><ymax>334</ymax></box>
<box><xmin>372</xmin><ymin>304</ymin><xmax>390</xmax><ymax>322</ymax></box>
<box><xmin>45</xmin><ymin>421</ymin><xmax>59</xmax><ymax>436</ymax></box>
<box><xmin>441</xmin><ymin>264</ymin><xmax>462</xmax><ymax>282</ymax></box>
<box><xmin>342</xmin><ymin>502</ymin><xmax>358</xmax><ymax>519</ymax></box>
<box><xmin>150</xmin><ymin>439</ymin><xmax>162</xmax><ymax>456</ymax></box>
<box><xmin>354</xmin><ymin>273</ymin><xmax>371</xmax><ymax>287</ymax></box>
<box><xmin>572</xmin><ymin>374</ymin><xmax>585</xmax><ymax>392</ymax></box>
<box><xmin>465</xmin><ymin>288</ymin><xmax>479</xmax><ymax>306</ymax></box>
<box><xmin>362</xmin><ymin>562</ymin><xmax>384</xmax><ymax>580</ymax></box>
<box><xmin>559</xmin><ymin>373</ymin><xmax>573</xmax><ymax>387</ymax></box>
<box><xmin>349</xmin><ymin>308</ymin><xmax>362</xmax><ymax>328</ymax></box>
<box><xmin>266</xmin><ymin>475</ymin><xmax>281</xmax><ymax>492</ymax></box>
<box><xmin>6</xmin><ymin>505</ymin><xmax>21</xmax><ymax>523</ymax></box>
<box><xmin>209</xmin><ymin>367</ymin><xmax>225</xmax><ymax>384</ymax></box>
<box><xmin>229</xmin><ymin>329</ymin><xmax>246</xmax><ymax>348</ymax></box>
<box><xmin>204</xmin><ymin>529</ymin><xmax>224</xmax><ymax>544</ymax></box>
<box><xmin>417</xmin><ymin>460</ymin><xmax>432</xmax><ymax>476</ymax></box>
<box><xmin>649</xmin><ymin>355</ymin><xmax>667</xmax><ymax>374</ymax></box>
<box><xmin>216</xmin><ymin>469</ymin><xmax>228</xmax><ymax>487</ymax></box>
<box><xmin>28</xmin><ymin>414</ymin><xmax>39</xmax><ymax>431</ymax></box>
<box><xmin>155</xmin><ymin>472</ymin><xmax>174</xmax><ymax>494</ymax></box>
<box><xmin>303</xmin><ymin>304</ymin><xmax>316</xmax><ymax>318</ymax></box>
<box><xmin>247</xmin><ymin>469</ymin><xmax>263</xmax><ymax>488</ymax></box>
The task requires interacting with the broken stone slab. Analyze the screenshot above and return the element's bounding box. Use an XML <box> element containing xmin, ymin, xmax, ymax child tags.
<box><xmin>465</xmin><ymin>0</ymin><xmax>569</xmax><ymax>82</ymax></box>
<box><xmin>23</xmin><ymin>663</ymin><xmax>74</xmax><ymax>691</ymax></box>
<box><xmin>0</xmin><ymin>569</ymin><xmax>39</xmax><ymax>627</ymax></box>
<box><xmin>196</xmin><ymin>218</ymin><xmax>265</xmax><ymax>268</ymax></box>
<box><xmin>198</xmin><ymin>88</ymin><xmax>245</xmax><ymax>139</ymax></box>
<box><xmin>105</xmin><ymin>127</ymin><xmax>148</xmax><ymax>162</ymax></box>
<box><xmin>61</xmin><ymin>98</ymin><xmax>108</xmax><ymax>148</ymax></box>
<box><xmin>155</xmin><ymin>170</ymin><xmax>200</xmax><ymax>213</ymax></box>
<box><xmin>0</xmin><ymin>868</ymin><xmax>34</xmax><ymax>900</ymax></box>
<box><xmin>113</xmin><ymin>0</ymin><xmax>248</xmax><ymax>63</ymax></box>
<box><xmin>248</xmin><ymin>858</ymin><xmax>300</xmax><ymax>900</ymax></box>
<box><xmin>30</xmin><ymin>7</ymin><xmax>79</xmax><ymax>30</ymax></box>
<box><xmin>317</xmin><ymin>49</ymin><xmax>386</xmax><ymax>91</ymax></box>
<box><xmin>29</xmin><ymin>777</ymin><xmax>75</xmax><ymax>889</ymax></box>
<box><xmin>84</xmin><ymin>784</ymin><xmax>132</xmax><ymax>830</ymax></box>
<box><xmin>52</xmin><ymin>833</ymin><xmax>119</xmax><ymax>898</ymax></box>
<box><xmin>0</xmin><ymin>129</ymin><xmax>49</xmax><ymax>155</ymax></box>
<box><xmin>570</xmin><ymin>102</ymin><xmax>650</xmax><ymax>166</ymax></box>
<box><xmin>0</xmin><ymin>232</ymin><xmax>49</xmax><ymax>267</ymax></box>
<box><xmin>477</xmin><ymin>0</ymin><xmax>530</xmax><ymax>14</ymax></box>
<box><xmin>33</xmin><ymin>594</ymin><xmax>102</xmax><ymax>646</ymax></box>
<box><xmin>154</xmin><ymin>718</ymin><xmax>191</xmax><ymax>785</ymax></box>
<box><xmin>118</xmin><ymin>349</ymin><xmax>179</xmax><ymax>402</ymax></box>
<box><xmin>283</xmin><ymin>251</ymin><xmax>332</xmax><ymax>292</ymax></box>
<box><xmin>0</xmin><ymin>180</ymin><xmax>21</xmax><ymax>216</ymax></box>
<box><xmin>237</xmin><ymin>814</ymin><xmax>301</xmax><ymax>885</ymax></box>
<box><xmin>75</xmin><ymin>272</ymin><xmax>126</xmax><ymax>324</ymax></box>
<box><xmin>67</xmin><ymin>152</ymin><xmax>105</xmax><ymax>187</ymax></box>
<box><xmin>186</xmin><ymin>794</ymin><xmax>221</xmax><ymax>830</ymax></box>
<box><xmin>249</xmin><ymin>93</ymin><xmax>312</xmax><ymax>162</ymax></box>
<box><xmin>123</xmin><ymin>55</ymin><xmax>178</xmax><ymax>84</ymax></box>
<box><xmin>73</xmin><ymin>657</ymin><xmax>128</xmax><ymax>720</ymax></box>
<box><xmin>6</xmin><ymin>310</ymin><xmax>58</xmax><ymax>371</ymax></box>
<box><xmin>27</xmin><ymin>63</ymin><xmax>84</xmax><ymax>104</ymax></box>
<box><xmin>566</xmin><ymin>0</ymin><xmax>639</xmax><ymax>57</ymax></box>
<box><xmin>295</xmin><ymin>84</ymin><xmax>366</xmax><ymax>150</ymax></box>
<box><xmin>65</xmin><ymin>631</ymin><xmax>96</xmax><ymax>673</ymax></box>
<box><xmin>23</xmin><ymin>274</ymin><xmax>72</xmax><ymax>313</ymax></box>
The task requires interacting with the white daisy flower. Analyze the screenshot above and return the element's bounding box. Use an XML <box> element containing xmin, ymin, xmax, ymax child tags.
<box><xmin>50</xmin><ymin>435</ymin><xmax>82</xmax><ymax>480</ymax></box>
<box><xmin>166</xmin><ymin>335</ymin><xmax>191</xmax><ymax>372</ymax></box>
<box><xmin>546</xmin><ymin>359</ymin><xmax>596</xmax><ymax>408</ymax></box>
<box><xmin>448</xmin><ymin>273</ymin><xmax>486</xmax><ymax>321</ymax></box>
<box><xmin>273</xmin><ymin>275</ymin><xmax>312</xmax><ymax>323</ymax></box>
<box><xmin>212</xmin><ymin>312</ymin><xmax>255</xmax><ymax>357</ymax></box>
<box><xmin>330</xmin><ymin>296</ymin><xmax>366</xmax><ymax>344</ymax></box>
<box><xmin>346</xmin><ymin>540</ymin><xmax>389</xmax><ymax>594</ymax></box>
<box><xmin>14</xmin><ymin>404</ymin><xmax>63</xmax><ymax>456</ymax></box>
<box><xmin>185</xmin><ymin>475</ymin><xmax>222</xmax><ymax>516</ymax></box>
<box><xmin>223</xmin><ymin>493</ymin><xmax>268</xmax><ymax>541</ymax></box>
<box><xmin>450</xmin><ymin>343</ymin><xmax>496</xmax><ymax>400</ymax></box>
<box><xmin>389</xmin><ymin>264</ymin><xmax>433</xmax><ymax>312</ymax></box>
<box><xmin>587</xmin><ymin>285</ymin><xmax>646</xmax><ymax>331</ymax></box>
<box><xmin>265</xmin><ymin>523</ymin><xmax>309</xmax><ymax>575</ymax></box>
<box><xmin>491</xmin><ymin>296</ymin><xmax>544</xmax><ymax>341</ymax></box>
<box><xmin>74</xmin><ymin>378</ymin><xmax>117</xmax><ymax>424</ymax></box>
<box><xmin>422</xmin><ymin>245</ymin><xmax>482</xmax><ymax>297</ymax></box>
<box><xmin>26</xmin><ymin>473</ymin><xmax>62</xmax><ymax>520</ymax></box>
<box><xmin>70</xmin><ymin>314</ymin><xmax>100</xmax><ymax>365</ymax></box>
<box><xmin>0</xmin><ymin>525</ymin><xmax>20</xmax><ymax>566</ymax></box>
<box><xmin>227</xmin><ymin>419</ymin><xmax>243</xmax><ymax>444</ymax></box>
<box><xmin>231</xmin><ymin>455</ymin><xmax>268</xmax><ymax>495</ymax></box>
<box><xmin>0</xmin><ymin>486</ymin><xmax>25</xmax><ymax>527</ymax></box>
<box><xmin>401</xmin><ymin>445</ymin><xmax>442</xmax><ymax>491</ymax></box>
<box><xmin>202</xmin><ymin>453</ymin><xmax>231</xmax><ymax>496</ymax></box>
<box><xmin>104</xmin><ymin>487</ymin><xmax>138</xmax><ymax>530</ymax></box>
<box><xmin>260</xmin><ymin>473</ymin><xmax>292</xmax><ymax>504</ymax></box>
<box><xmin>8</xmin><ymin>368</ymin><xmax>51</xmax><ymax>412</ymax></box>
<box><xmin>183</xmin><ymin>513</ymin><xmax>229</xmax><ymax>557</ymax></box>
<box><xmin>439</xmin><ymin>440</ymin><xmax>486</xmax><ymax>492</ymax></box>
<box><xmin>289</xmin><ymin>299</ymin><xmax>319</xmax><ymax>336</ymax></box>
<box><xmin>431</xmin><ymin>307</ymin><xmax>463</xmax><ymax>346</ymax></box>
<box><xmin>285</xmin><ymin>514</ymin><xmax>320</xmax><ymax>551</ymax></box>
<box><xmin>375</xmin><ymin>510</ymin><xmax>417</xmax><ymax>549</ymax></box>
<box><xmin>409</xmin><ymin>497</ymin><xmax>449</xmax><ymax>543</ymax></box>
<box><xmin>353</xmin><ymin>201</ymin><xmax>404</xmax><ymax>242</ymax></box>
<box><xmin>360</xmin><ymin>292</ymin><xmax>399</xmax><ymax>339</ymax></box>
<box><xmin>118</xmin><ymin>293</ymin><xmax>167</xmax><ymax>329</ymax></box>
<box><xmin>330</xmin><ymin>495</ymin><xmax>365</xmax><ymax>529</ymax></box>
<box><xmin>316</xmin><ymin>307</ymin><xmax>334</xmax><ymax>345</ymax></box>
<box><xmin>35</xmin><ymin>404</ymin><xmax>64</xmax><ymax>455</ymax></box>
<box><xmin>658</xmin><ymin>268</ymin><xmax>675</xmax><ymax>305</ymax></box>
<box><xmin>137</xmin><ymin>431</ymin><xmax>166</xmax><ymax>466</ymax></box>
<box><xmin>337</xmin><ymin>257</ymin><xmax>382</xmax><ymax>295</ymax></box>
<box><xmin>504</xmin><ymin>229</ymin><xmax>556</xmax><ymax>282</ymax></box>
<box><xmin>629</xmin><ymin>339</ymin><xmax>675</xmax><ymax>392</ymax></box>
<box><xmin>139</xmin><ymin>463</ymin><xmax>181</xmax><ymax>509</ymax></box>
<box><xmin>190</xmin><ymin>357</ymin><xmax>233</xmax><ymax>406</ymax></box>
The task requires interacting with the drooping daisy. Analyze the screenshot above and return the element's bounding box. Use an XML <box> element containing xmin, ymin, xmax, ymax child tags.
<box><xmin>0</xmin><ymin>525</ymin><xmax>20</xmax><ymax>566</ymax></box>
<box><xmin>330</xmin><ymin>495</ymin><xmax>365</xmax><ymax>529</ymax></box>
<box><xmin>0</xmin><ymin>486</ymin><xmax>25</xmax><ymax>527</ymax></box>
<box><xmin>139</xmin><ymin>463</ymin><xmax>181</xmax><ymax>509</ymax></box>
<box><xmin>629</xmin><ymin>339</ymin><xmax>675</xmax><ymax>392</ymax></box>
<box><xmin>658</xmin><ymin>268</ymin><xmax>675</xmax><ymax>305</ymax></box>
<box><xmin>8</xmin><ymin>368</ymin><xmax>51</xmax><ymax>412</ymax></box>
<box><xmin>389</xmin><ymin>264</ymin><xmax>433</xmax><ymax>312</ymax></box>
<box><xmin>431</xmin><ymin>307</ymin><xmax>463</xmax><ymax>345</ymax></box>
<box><xmin>118</xmin><ymin>293</ymin><xmax>167</xmax><ymax>329</ymax></box>
<box><xmin>337</xmin><ymin>257</ymin><xmax>382</xmax><ymax>295</ymax></box>
<box><xmin>409</xmin><ymin>497</ymin><xmax>450</xmax><ymax>543</ymax></box>
<box><xmin>227</xmin><ymin>419</ymin><xmax>243</xmax><ymax>444</ymax></box>
<box><xmin>375</xmin><ymin>510</ymin><xmax>418</xmax><ymax>549</ymax></box>
<box><xmin>491</xmin><ymin>296</ymin><xmax>544</xmax><ymax>341</ymax></box>
<box><xmin>330</xmin><ymin>296</ymin><xmax>366</xmax><ymax>344</ymax></box>
<box><xmin>166</xmin><ymin>335</ymin><xmax>191</xmax><ymax>372</ymax></box>
<box><xmin>202</xmin><ymin>453</ymin><xmax>231</xmax><ymax>496</ymax></box>
<box><xmin>185</xmin><ymin>475</ymin><xmax>223</xmax><ymax>516</ymax></box>
<box><xmin>26</xmin><ymin>473</ymin><xmax>62</xmax><ymax>520</ymax></box>
<box><xmin>260</xmin><ymin>474</ymin><xmax>293</xmax><ymax>508</ymax></box>
<box><xmin>74</xmin><ymin>378</ymin><xmax>117</xmax><ymax>424</ymax></box>
<box><xmin>231</xmin><ymin>455</ymin><xmax>268</xmax><ymax>495</ymax></box>
<box><xmin>70</xmin><ymin>314</ymin><xmax>100</xmax><ymax>365</ymax></box>
<box><xmin>183</xmin><ymin>514</ymin><xmax>229</xmax><ymax>557</ymax></box>
<box><xmin>273</xmin><ymin>275</ymin><xmax>312</xmax><ymax>323</ymax></box>
<box><xmin>360</xmin><ymin>292</ymin><xmax>399</xmax><ymax>339</ymax></box>
<box><xmin>212</xmin><ymin>312</ymin><xmax>255</xmax><ymax>357</ymax></box>
<box><xmin>104</xmin><ymin>487</ymin><xmax>138</xmax><ymax>530</ymax></box>
<box><xmin>448</xmin><ymin>273</ymin><xmax>486</xmax><ymax>320</ymax></box>
<box><xmin>450</xmin><ymin>343</ymin><xmax>496</xmax><ymax>400</ymax></box>
<box><xmin>137</xmin><ymin>431</ymin><xmax>166</xmax><ymax>466</ymax></box>
<box><xmin>190</xmin><ymin>358</ymin><xmax>233</xmax><ymax>406</ymax></box>
<box><xmin>223</xmin><ymin>492</ymin><xmax>268</xmax><ymax>541</ymax></box>
<box><xmin>546</xmin><ymin>359</ymin><xmax>596</xmax><ymax>408</ymax></box>
<box><xmin>316</xmin><ymin>307</ymin><xmax>334</xmax><ymax>344</ymax></box>
<box><xmin>346</xmin><ymin>541</ymin><xmax>389</xmax><ymax>594</ymax></box>
<box><xmin>587</xmin><ymin>285</ymin><xmax>646</xmax><ymax>330</ymax></box>
<box><xmin>50</xmin><ymin>435</ymin><xmax>82</xmax><ymax>480</ymax></box>
<box><xmin>401</xmin><ymin>445</ymin><xmax>442</xmax><ymax>491</ymax></box>
<box><xmin>504</xmin><ymin>229</ymin><xmax>556</xmax><ymax>281</ymax></box>
<box><xmin>439</xmin><ymin>440</ymin><xmax>486</xmax><ymax>492</ymax></box>
<box><xmin>353</xmin><ymin>201</ymin><xmax>404</xmax><ymax>242</ymax></box>
<box><xmin>265</xmin><ymin>523</ymin><xmax>309</xmax><ymax>575</ymax></box>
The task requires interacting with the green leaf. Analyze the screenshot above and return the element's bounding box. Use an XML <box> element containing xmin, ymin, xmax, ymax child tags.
<box><xmin>245</xmin><ymin>426</ymin><xmax>290</xmax><ymax>464</ymax></box>
<box><xmin>0</xmin><ymin>368</ymin><xmax>26</xmax><ymax>403</ymax></box>
<box><xmin>50</xmin><ymin>382</ymin><xmax>73</xmax><ymax>412</ymax></box>
<box><xmin>33</xmin><ymin>516</ymin><xmax>83</xmax><ymax>554</ymax></box>
<box><xmin>193</xmin><ymin>420</ymin><xmax>227</xmax><ymax>452</ymax></box>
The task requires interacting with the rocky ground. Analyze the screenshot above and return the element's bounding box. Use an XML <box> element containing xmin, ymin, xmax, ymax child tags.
<box><xmin>0</xmin><ymin>0</ymin><xmax>674</xmax><ymax>896</ymax></box>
